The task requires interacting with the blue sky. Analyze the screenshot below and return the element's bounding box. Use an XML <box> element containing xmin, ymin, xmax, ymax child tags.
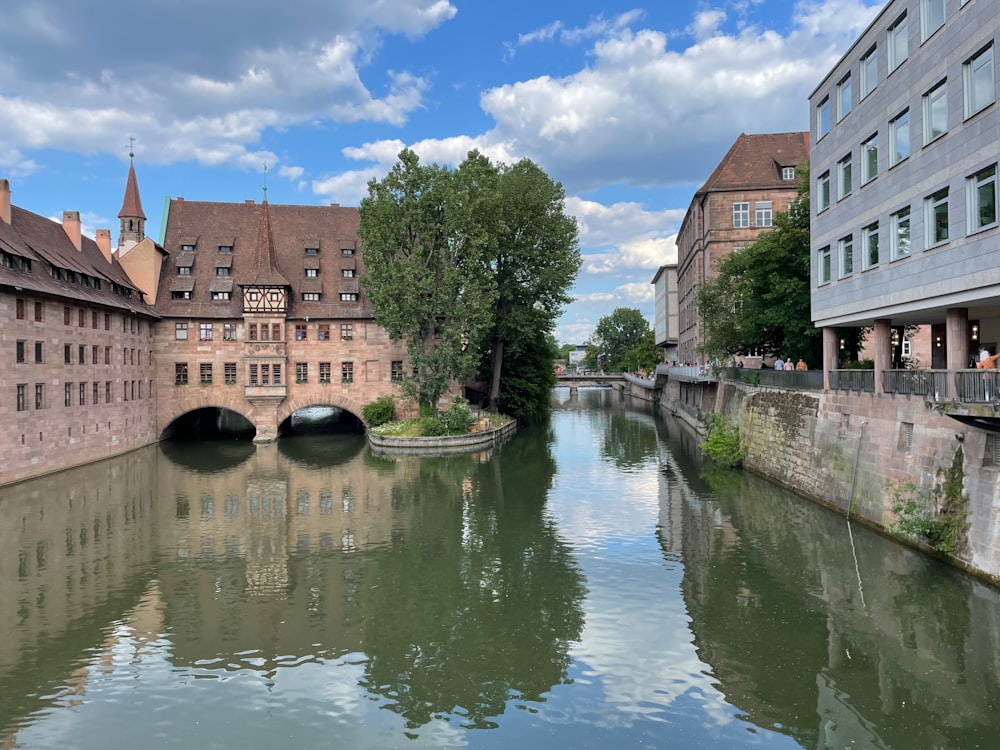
<box><xmin>1</xmin><ymin>0</ymin><xmax>883</xmax><ymax>344</ymax></box>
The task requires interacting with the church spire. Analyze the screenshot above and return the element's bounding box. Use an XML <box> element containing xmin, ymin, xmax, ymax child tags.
<box><xmin>117</xmin><ymin>137</ymin><xmax>146</xmax><ymax>250</ymax></box>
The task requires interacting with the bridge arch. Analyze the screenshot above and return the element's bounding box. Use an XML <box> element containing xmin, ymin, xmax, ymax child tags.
<box><xmin>277</xmin><ymin>393</ymin><xmax>368</xmax><ymax>429</ymax></box>
<box><xmin>159</xmin><ymin>393</ymin><xmax>256</xmax><ymax>440</ymax></box>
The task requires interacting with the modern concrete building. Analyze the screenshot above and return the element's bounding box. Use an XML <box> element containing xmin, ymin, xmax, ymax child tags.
<box><xmin>676</xmin><ymin>132</ymin><xmax>810</xmax><ymax>365</ymax></box>
<box><xmin>810</xmin><ymin>0</ymin><xmax>999</xmax><ymax>393</ymax></box>
<box><xmin>651</xmin><ymin>264</ymin><xmax>678</xmax><ymax>363</ymax></box>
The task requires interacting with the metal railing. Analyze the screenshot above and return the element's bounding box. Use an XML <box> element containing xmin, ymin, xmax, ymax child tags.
<box><xmin>881</xmin><ymin>369</ymin><xmax>950</xmax><ymax>399</ymax></box>
<box><xmin>954</xmin><ymin>370</ymin><xmax>1000</xmax><ymax>403</ymax></box>
<box><xmin>829</xmin><ymin>369</ymin><xmax>876</xmax><ymax>393</ymax></box>
<box><xmin>719</xmin><ymin>367</ymin><xmax>824</xmax><ymax>390</ymax></box>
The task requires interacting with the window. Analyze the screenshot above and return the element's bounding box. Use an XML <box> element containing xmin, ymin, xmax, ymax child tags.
<box><xmin>224</xmin><ymin>362</ymin><xmax>237</xmax><ymax>384</ymax></box>
<box><xmin>64</xmin><ymin>306</ymin><xmax>71</xmax><ymax>325</ymax></box>
<box><xmin>16</xmin><ymin>340</ymin><xmax>25</xmax><ymax>364</ymax></box>
<box><xmin>319</xmin><ymin>362</ymin><xmax>332</xmax><ymax>383</ymax></box>
<box><xmin>248</xmin><ymin>324</ymin><xmax>258</xmax><ymax>341</ymax></box>
<box><xmin>35</xmin><ymin>302</ymin><xmax>43</xmax><ymax>321</ymax></box>
<box><xmin>887</xmin><ymin>111</ymin><xmax>910</xmax><ymax>167</ymax></box>
<box><xmin>215</xmin><ymin>267</ymin><xmax>230</xmax><ymax>277</ymax></box>
<box><xmin>861</xmin><ymin>46</ymin><xmax>878</xmax><ymax>98</ymax></box>
<box><xmin>921</xmin><ymin>0</ymin><xmax>945</xmax><ymax>41</ymax></box>
<box><xmin>862</xmin><ymin>223</ymin><xmax>880</xmax><ymax>269</ymax></box>
<box><xmin>200</xmin><ymin>363</ymin><xmax>212</xmax><ymax>384</ymax></box>
<box><xmin>318</xmin><ymin>324</ymin><xmax>330</xmax><ymax>341</ymax></box>
<box><xmin>259</xmin><ymin>364</ymin><xmax>271</xmax><ymax>385</ymax></box>
<box><xmin>968</xmin><ymin>164</ymin><xmax>998</xmax><ymax>232</ymax></box>
<box><xmin>838</xmin><ymin>235</ymin><xmax>854</xmax><ymax>278</ymax></box>
<box><xmin>818</xmin><ymin>246</ymin><xmax>832</xmax><ymax>285</ymax></box>
<box><xmin>249</xmin><ymin>364</ymin><xmax>258</xmax><ymax>386</ymax></box>
<box><xmin>817</xmin><ymin>97</ymin><xmax>830</xmax><ymax>138</ymax></box>
<box><xmin>341</xmin><ymin>323</ymin><xmax>354</xmax><ymax>341</ymax></box>
<box><xmin>272</xmin><ymin>324</ymin><xmax>281</xmax><ymax>341</ymax></box>
<box><xmin>105</xmin><ymin>347</ymin><xmax>110</xmax><ymax>365</ymax></box>
<box><xmin>78</xmin><ymin>309</ymin><xmax>85</xmax><ymax>327</ymax></box>
<box><xmin>34</xmin><ymin>341</ymin><xmax>43</xmax><ymax>363</ymax></box>
<box><xmin>16</xmin><ymin>384</ymin><xmax>25</xmax><ymax>412</ymax></box>
<box><xmin>171</xmin><ymin>291</ymin><xmax>191</xmax><ymax>300</ymax></box>
<box><xmin>223</xmin><ymin>323</ymin><xmax>237</xmax><ymax>341</ymax></box>
<box><xmin>181</xmin><ymin>243</ymin><xmax>195</xmax><ymax>252</ymax></box>
<box><xmin>965</xmin><ymin>45</ymin><xmax>995</xmax><ymax>118</ymax></box>
<box><xmin>888</xmin><ymin>13</ymin><xmax>908</xmax><ymax>72</ymax></box>
<box><xmin>91</xmin><ymin>310</ymin><xmax>97</xmax><ymax>328</ymax></box>
<box><xmin>305</xmin><ymin>246</ymin><xmax>319</xmax><ymax>255</ymax></box>
<box><xmin>837</xmin><ymin>74</ymin><xmax>852</xmax><ymax>120</ymax></box>
<box><xmin>199</xmin><ymin>323</ymin><xmax>213</xmax><ymax>341</ymax></box>
<box><xmin>211</xmin><ymin>291</ymin><xmax>230</xmax><ymax>301</ymax></box>
<box><xmin>391</xmin><ymin>361</ymin><xmax>403</xmax><ymax>381</ymax></box>
<box><xmin>891</xmin><ymin>207</ymin><xmax>911</xmax><ymax>259</ymax></box>
<box><xmin>105</xmin><ymin>381</ymin><xmax>111</xmax><ymax>403</ymax></box>
<box><xmin>218</xmin><ymin>245</ymin><xmax>232</xmax><ymax>253</ymax></box>
<box><xmin>104</xmin><ymin>313</ymin><xmax>110</xmax><ymax>330</ymax></box>
<box><xmin>817</xmin><ymin>171</ymin><xmax>831</xmax><ymax>211</ymax></box>
<box><xmin>303</xmin><ymin>292</ymin><xmax>320</xmax><ymax>302</ymax></box>
<box><xmin>296</xmin><ymin>362</ymin><xmax>309</xmax><ymax>383</ymax></box>
<box><xmin>340</xmin><ymin>293</ymin><xmax>358</xmax><ymax>302</ymax></box>
<box><xmin>925</xmin><ymin>188</ymin><xmax>950</xmax><ymax>246</ymax></box>
<box><xmin>923</xmin><ymin>80</ymin><xmax>947</xmax><ymax>143</ymax></box>
<box><xmin>35</xmin><ymin>383</ymin><xmax>44</xmax><ymax>410</ymax></box>
<box><xmin>65</xmin><ymin>383</ymin><xmax>72</xmax><ymax>407</ymax></box>
<box><xmin>178</xmin><ymin>266</ymin><xmax>192</xmax><ymax>276</ymax></box>
<box><xmin>838</xmin><ymin>154</ymin><xmax>853</xmax><ymax>198</ymax></box>
<box><xmin>861</xmin><ymin>134</ymin><xmax>878</xmax><ymax>184</ymax></box>
<box><xmin>755</xmin><ymin>201</ymin><xmax>772</xmax><ymax>227</ymax></box>
<box><xmin>341</xmin><ymin>247</ymin><xmax>355</xmax><ymax>256</ymax></box>
<box><xmin>93</xmin><ymin>382</ymin><xmax>98</xmax><ymax>405</ymax></box>
<box><xmin>80</xmin><ymin>382</ymin><xmax>86</xmax><ymax>405</ymax></box>
<box><xmin>79</xmin><ymin>345</ymin><xmax>85</xmax><ymax>364</ymax></box>
<box><xmin>732</xmin><ymin>202</ymin><xmax>749</xmax><ymax>228</ymax></box>
<box><xmin>342</xmin><ymin>268</ymin><xmax>355</xmax><ymax>278</ymax></box>
<box><xmin>16</xmin><ymin>298</ymin><xmax>25</xmax><ymax>319</ymax></box>
<box><xmin>175</xmin><ymin>363</ymin><xmax>188</xmax><ymax>385</ymax></box>
<box><xmin>342</xmin><ymin>361</ymin><xmax>354</xmax><ymax>383</ymax></box>
<box><xmin>64</xmin><ymin>344</ymin><xmax>71</xmax><ymax>364</ymax></box>
<box><xmin>92</xmin><ymin>345</ymin><xmax>98</xmax><ymax>364</ymax></box>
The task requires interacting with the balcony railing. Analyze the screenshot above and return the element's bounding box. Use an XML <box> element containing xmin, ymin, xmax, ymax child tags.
<box><xmin>830</xmin><ymin>369</ymin><xmax>875</xmax><ymax>393</ymax></box>
<box><xmin>881</xmin><ymin>369</ymin><xmax>950</xmax><ymax>399</ymax></box>
<box><xmin>954</xmin><ymin>370</ymin><xmax>1000</xmax><ymax>403</ymax></box>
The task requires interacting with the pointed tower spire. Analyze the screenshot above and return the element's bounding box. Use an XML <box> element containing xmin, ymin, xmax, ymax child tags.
<box><xmin>250</xmin><ymin>192</ymin><xmax>290</xmax><ymax>287</ymax></box>
<box><xmin>118</xmin><ymin>137</ymin><xmax>146</xmax><ymax>250</ymax></box>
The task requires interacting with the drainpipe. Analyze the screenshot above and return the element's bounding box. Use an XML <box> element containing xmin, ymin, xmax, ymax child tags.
<box><xmin>846</xmin><ymin>421</ymin><xmax>868</xmax><ymax>519</ymax></box>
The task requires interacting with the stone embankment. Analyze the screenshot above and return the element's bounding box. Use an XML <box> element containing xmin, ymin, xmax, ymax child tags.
<box><xmin>367</xmin><ymin>417</ymin><xmax>517</xmax><ymax>455</ymax></box>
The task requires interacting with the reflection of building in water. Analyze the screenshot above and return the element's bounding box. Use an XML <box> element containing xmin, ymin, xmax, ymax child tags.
<box><xmin>151</xmin><ymin>440</ymin><xmax>418</xmax><ymax>667</ymax></box>
<box><xmin>0</xmin><ymin>447</ymin><xmax>160</xmax><ymax>739</ymax></box>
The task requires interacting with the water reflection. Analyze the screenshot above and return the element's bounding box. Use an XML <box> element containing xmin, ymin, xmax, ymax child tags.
<box><xmin>1</xmin><ymin>396</ymin><xmax>1000</xmax><ymax>748</ymax></box>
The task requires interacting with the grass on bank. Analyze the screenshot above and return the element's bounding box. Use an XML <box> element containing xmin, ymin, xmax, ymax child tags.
<box><xmin>365</xmin><ymin>395</ymin><xmax>514</xmax><ymax>438</ymax></box>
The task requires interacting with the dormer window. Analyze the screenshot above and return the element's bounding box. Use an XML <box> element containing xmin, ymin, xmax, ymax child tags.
<box><xmin>340</xmin><ymin>292</ymin><xmax>358</xmax><ymax>302</ymax></box>
<box><xmin>305</xmin><ymin>246</ymin><xmax>319</xmax><ymax>255</ymax></box>
<box><xmin>342</xmin><ymin>268</ymin><xmax>354</xmax><ymax>278</ymax></box>
<box><xmin>216</xmin><ymin>267</ymin><xmax>230</xmax><ymax>276</ymax></box>
<box><xmin>782</xmin><ymin>166</ymin><xmax>795</xmax><ymax>180</ymax></box>
<box><xmin>179</xmin><ymin>266</ymin><xmax>192</xmax><ymax>276</ymax></box>
<box><xmin>305</xmin><ymin>268</ymin><xmax>318</xmax><ymax>278</ymax></box>
<box><xmin>218</xmin><ymin>245</ymin><xmax>233</xmax><ymax>253</ymax></box>
<box><xmin>341</xmin><ymin>247</ymin><xmax>354</xmax><ymax>256</ymax></box>
<box><xmin>181</xmin><ymin>244</ymin><xmax>196</xmax><ymax>252</ymax></box>
<box><xmin>303</xmin><ymin>292</ymin><xmax>320</xmax><ymax>301</ymax></box>
<box><xmin>171</xmin><ymin>290</ymin><xmax>192</xmax><ymax>300</ymax></box>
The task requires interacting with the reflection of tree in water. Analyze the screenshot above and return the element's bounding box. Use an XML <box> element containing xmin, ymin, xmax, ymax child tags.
<box><xmin>358</xmin><ymin>425</ymin><xmax>586</xmax><ymax>730</ymax></box>
<box><xmin>601</xmin><ymin>409</ymin><xmax>660</xmax><ymax>469</ymax></box>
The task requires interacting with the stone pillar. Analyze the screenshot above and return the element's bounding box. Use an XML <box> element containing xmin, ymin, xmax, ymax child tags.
<box><xmin>945</xmin><ymin>307</ymin><xmax>969</xmax><ymax>370</ymax></box>
<box><xmin>873</xmin><ymin>319</ymin><xmax>892</xmax><ymax>394</ymax></box>
<box><xmin>822</xmin><ymin>328</ymin><xmax>839</xmax><ymax>390</ymax></box>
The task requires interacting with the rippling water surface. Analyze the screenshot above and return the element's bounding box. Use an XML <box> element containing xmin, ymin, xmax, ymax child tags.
<box><xmin>2</xmin><ymin>388</ymin><xmax>999</xmax><ymax>749</ymax></box>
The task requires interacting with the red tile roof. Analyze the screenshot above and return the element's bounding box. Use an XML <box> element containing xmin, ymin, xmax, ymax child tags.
<box><xmin>697</xmin><ymin>132</ymin><xmax>810</xmax><ymax>194</ymax></box>
<box><xmin>118</xmin><ymin>162</ymin><xmax>146</xmax><ymax>220</ymax></box>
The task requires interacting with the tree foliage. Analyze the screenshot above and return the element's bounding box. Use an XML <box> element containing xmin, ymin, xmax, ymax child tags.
<box><xmin>360</xmin><ymin>148</ymin><xmax>579</xmax><ymax>416</ymax></box>
<box><xmin>358</xmin><ymin>149</ymin><xmax>497</xmax><ymax>410</ymax></box>
<box><xmin>695</xmin><ymin>179</ymin><xmax>821</xmax><ymax>367</ymax></box>
<box><xmin>591</xmin><ymin>308</ymin><xmax>654</xmax><ymax>372</ymax></box>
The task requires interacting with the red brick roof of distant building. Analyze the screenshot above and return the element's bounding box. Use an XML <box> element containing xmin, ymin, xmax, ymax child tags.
<box><xmin>696</xmin><ymin>132</ymin><xmax>810</xmax><ymax>194</ymax></box>
<box><xmin>118</xmin><ymin>162</ymin><xmax>147</xmax><ymax>220</ymax></box>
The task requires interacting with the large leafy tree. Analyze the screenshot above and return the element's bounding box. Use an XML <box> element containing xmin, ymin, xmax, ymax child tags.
<box><xmin>480</xmin><ymin>155</ymin><xmax>580</xmax><ymax>410</ymax></box>
<box><xmin>359</xmin><ymin>149</ymin><xmax>497</xmax><ymax>411</ymax></box>
<box><xmin>695</xmin><ymin>177</ymin><xmax>822</xmax><ymax>366</ymax></box>
<box><xmin>591</xmin><ymin>307</ymin><xmax>654</xmax><ymax>372</ymax></box>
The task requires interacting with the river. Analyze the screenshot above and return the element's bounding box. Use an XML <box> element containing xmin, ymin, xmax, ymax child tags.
<box><xmin>1</xmin><ymin>387</ymin><xmax>998</xmax><ymax>749</ymax></box>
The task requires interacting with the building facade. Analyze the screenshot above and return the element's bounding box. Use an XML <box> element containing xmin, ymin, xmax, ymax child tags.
<box><xmin>651</xmin><ymin>264</ymin><xmax>678</xmax><ymax>363</ymax></box>
<box><xmin>676</xmin><ymin>132</ymin><xmax>810</xmax><ymax>365</ymax></box>
<box><xmin>0</xmin><ymin>178</ymin><xmax>159</xmax><ymax>485</ymax></box>
<box><xmin>810</xmin><ymin>0</ymin><xmax>999</xmax><ymax>383</ymax></box>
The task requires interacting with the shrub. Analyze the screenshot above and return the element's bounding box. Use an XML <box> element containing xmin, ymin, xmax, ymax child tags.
<box><xmin>888</xmin><ymin>448</ymin><xmax>970</xmax><ymax>556</ymax></box>
<box><xmin>441</xmin><ymin>396</ymin><xmax>473</xmax><ymax>434</ymax></box>
<box><xmin>361</xmin><ymin>395</ymin><xmax>396</xmax><ymax>427</ymax></box>
<box><xmin>417</xmin><ymin>416</ymin><xmax>448</xmax><ymax>436</ymax></box>
<box><xmin>700</xmin><ymin>412</ymin><xmax>743</xmax><ymax>468</ymax></box>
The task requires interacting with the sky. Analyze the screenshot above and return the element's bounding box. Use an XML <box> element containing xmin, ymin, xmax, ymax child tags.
<box><xmin>1</xmin><ymin>0</ymin><xmax>885</xmax><ymax>345</ymax></box>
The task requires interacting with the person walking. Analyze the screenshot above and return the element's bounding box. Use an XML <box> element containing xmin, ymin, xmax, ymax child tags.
<box><xmin>783</xmin><ymin>359</ymin><xmax>794</xmax><ymax>371</ymax></box>
<box><xmin>796</xmin><ymin>359</ymin><xmax>808</xmax><ymax>371</ymax></box>
<box><xmin>773</xmin><ymin>356</ymin><xmax>784</xmax><ymax>371</ymax></box>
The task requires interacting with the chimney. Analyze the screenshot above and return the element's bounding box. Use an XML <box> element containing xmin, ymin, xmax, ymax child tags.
<box><xmin>96</xmin><ymin>229</ymin><xmax>113</xmax><ymax>262</ymax></box>
<box><xmin>0</xmin><ymin>179</ymin><xmax>10</xmax><ymax>224</ymax></box>
<box><xmin>62</xmin><ymin>210</ymin><xmax>82</xmax><ymax>251</ymax></box>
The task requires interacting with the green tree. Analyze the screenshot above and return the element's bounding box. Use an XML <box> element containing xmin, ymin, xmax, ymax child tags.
<box><xmin>592</xmin><ymin>307</ymin><xmax>653</xmax><ymax>372</ymax></box>
<box><xmin>481</xmin><ymin>156</ymin><xmax>580</xmax><ymax>410</ymax></box>
<box><xmin>695</xmin><ymin>175</ymin><xmax>822</xmax><ymax>366</ymax></box>
<box><xmin>358</xmin><ymin>149</ymin><xmax>497</xmax><ymax>412</ymax></box>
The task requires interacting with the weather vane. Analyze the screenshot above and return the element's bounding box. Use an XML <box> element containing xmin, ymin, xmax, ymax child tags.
<box><xmin>126</xmin><ymin>136</ymin><xmax>136</xmax><ymax>162</ymax></box>
<box><xmin>262</xmin><ymin>162</ymin><xmax>268</xmax><ymax>202</ymax></box>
